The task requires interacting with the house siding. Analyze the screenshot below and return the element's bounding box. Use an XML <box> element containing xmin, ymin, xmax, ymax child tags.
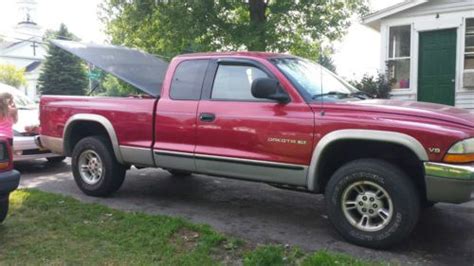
<box><xmin>456</xmin><ymin>91</ymin><xmax>474</xmax><ymax>110</ymax></box>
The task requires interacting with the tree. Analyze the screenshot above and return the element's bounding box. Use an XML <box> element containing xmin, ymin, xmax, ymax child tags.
<box><xmin>100</xmin><ymin>74</ymin><xmax>139</xmax><ymax>97</ymax></box>
<box><xmin>318</xmin><ymin>54</ymin><xmax>337</xmax><ymax>73</ymax></box>
<box><xmin>0</xmin><ymin>64</ymin><xmax>26</xmax><ymax>88</ymax></box>
<box><xmin>38</xmin><ymin>24</ymin><xmax>88</xmax><ymax>95</ymax></box>
<box><xmin>100</xmin><ymin>0</ymin><xmax>368</xmax><ymax>61</ymax></box>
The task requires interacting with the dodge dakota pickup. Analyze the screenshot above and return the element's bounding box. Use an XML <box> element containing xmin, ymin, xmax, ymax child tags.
<box><xmin>39</xmin><ymin>40</ymin><xmax>474</xmax><ymax>249</ymax></box>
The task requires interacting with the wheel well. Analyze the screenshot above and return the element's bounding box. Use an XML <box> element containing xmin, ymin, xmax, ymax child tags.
<box><xmin>316</xmin><ymin>140</ymin><xmax>425</xmax><ymax>198</ymax></box>
<box><xmin>64</xmin><ymin>121</ymin><xmax>110</xmax><ymax>156</ymax></box>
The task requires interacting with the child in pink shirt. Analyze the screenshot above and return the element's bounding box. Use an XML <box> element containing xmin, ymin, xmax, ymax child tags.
<box><xmin>0</xmin><ymin>92</ymin><xmax>18</xmax><ymax>145</ymax></box>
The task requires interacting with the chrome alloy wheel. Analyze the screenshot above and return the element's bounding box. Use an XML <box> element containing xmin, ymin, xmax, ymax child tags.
<box><xmin>78</xmin><ymin>150</ymin><xmax>104</xmax><ymax>185</ymax></box>
<box><xmin>341</xmin><ymin>181</ymin><xmax>393</xmax><ymax>232</ymax></box>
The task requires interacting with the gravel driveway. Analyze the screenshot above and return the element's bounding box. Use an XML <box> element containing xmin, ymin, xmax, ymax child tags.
<box><xmin>17</xmin><ymin>159</ymin><xmax>474</xmax><ymax>265</ymax></box>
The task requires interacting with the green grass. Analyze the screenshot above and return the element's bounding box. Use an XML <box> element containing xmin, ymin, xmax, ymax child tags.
<box><xmin>0</xmin><ymin>189</ymin><xmax>377</xmax><ymax>265</ymax></box>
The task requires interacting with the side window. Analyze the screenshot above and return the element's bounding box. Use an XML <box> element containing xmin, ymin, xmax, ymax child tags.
<box><xmin>211</xmin><ymin>65</ymin><xmax>269</xmax><ymax>100</ymax></box>
<box><xmin>170</xmin><ymin>60</ymin><xmax>209</xmax><ymax>100</ymax></box>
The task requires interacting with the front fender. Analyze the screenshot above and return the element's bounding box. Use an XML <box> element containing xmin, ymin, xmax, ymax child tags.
<box><xmin>306</xmin><ymin>129</ymin><xmax>429</xmax><ymax>192</ymax></box>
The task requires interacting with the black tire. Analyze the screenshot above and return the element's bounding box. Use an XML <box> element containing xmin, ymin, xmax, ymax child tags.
<box><xmin>72</xmin><ymin>136</ymin><xmax>126</xmax><ymax>197</ymax></box>
<box><xmin>47</xmin><ymin>156</ymin><xmax>66</xmax><ymax>164</ymax></box>
<box><xmin>0</xmin><ymin>196</ymin><xmax>9</xmax><ymax>223</ymax></box>
<box><xmin>167</xmin><ymin>169</ymin><xmax>192</xmax><ymax>177</ymax></box>
<box><xmin>325</xmin><ymin>159</ymin><xmax>420</xmax><ymax>249</ymax></box>
<box><xmin>422</xmin><ymin>200</ymin><xmax>437</xmax><ymax>209</ymax></box>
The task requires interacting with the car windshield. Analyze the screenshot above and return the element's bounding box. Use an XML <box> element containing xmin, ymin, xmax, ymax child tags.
<box><xmin>13</xmin><ymin>92</ymin><xmax>36</xmax><ymax>108</ymax></box>
<box><xmin>271</xmin><ymin>57</ymin><xmax>359</xmax><ymax>101</ymax></box>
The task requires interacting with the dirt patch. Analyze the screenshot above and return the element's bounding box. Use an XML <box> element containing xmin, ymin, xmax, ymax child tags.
<box><xmin>211</xmin><ymin>239</ymin><xmax>254</xmax><ymax>266</ymax></box>
<box><xmin>171</xmin><ymin>228</ymin><xmax>201</xmax><ymax>251</ymax></box>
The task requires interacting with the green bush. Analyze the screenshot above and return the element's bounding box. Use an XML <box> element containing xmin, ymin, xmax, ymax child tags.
<box><xmin>349</xmin><ymin>73</ymin><xmax>392</xmax><ymax>99</ymax></box>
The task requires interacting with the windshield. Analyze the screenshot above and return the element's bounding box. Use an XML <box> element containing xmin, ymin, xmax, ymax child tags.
<box><xmin>13</xmin><ymin>92</ymin><xmax>36</xmax><ymax>108</ymax></box>
<box><xmin>271</xmin><ymin>57</ymin><xmax>359</xmax><ymax>101</ymax></box>
<box><xmin>0</xmin><ymin>87</ymin><xmax>36</xmax><ymax>109</ymax></box>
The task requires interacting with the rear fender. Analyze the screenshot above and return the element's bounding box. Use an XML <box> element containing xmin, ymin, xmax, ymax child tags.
<box><xmin>63</xmin><ymin>114</ymin><xmax>124</xmax><ymax>163</ymax></box>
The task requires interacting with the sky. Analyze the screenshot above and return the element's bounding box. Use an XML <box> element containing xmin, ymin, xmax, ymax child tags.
<box><xmin>0</xmin><ymin>0</ymin><xmax>403</xmax><ymax>79</ymax></box>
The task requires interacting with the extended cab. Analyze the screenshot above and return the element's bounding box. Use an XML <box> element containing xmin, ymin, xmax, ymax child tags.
<box><xmin>39</xmin><ymin>40</ymin><xmax>474</xmax><ymax>248</ymax></box>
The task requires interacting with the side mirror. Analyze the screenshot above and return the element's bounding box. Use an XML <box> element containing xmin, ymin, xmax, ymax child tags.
<box><xmin>251</xmin><ymin>78</ymin><xmax>290</xmax><ymax>103</ymax></box>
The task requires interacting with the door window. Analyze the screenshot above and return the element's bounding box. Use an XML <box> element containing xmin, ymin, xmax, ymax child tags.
<box><xmin>170</xmin><ymin>60</ymin><xmax>209</xmax><ymax>100</ymax></box>
<box><xmin>211</xmin><ymin>65</ymin><xmax>268</xmax><ymax>100</ymax></box>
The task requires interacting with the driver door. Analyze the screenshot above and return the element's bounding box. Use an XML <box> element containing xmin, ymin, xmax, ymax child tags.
<box><xmin>194</xmin><ymin>59</ymin><xmax>314</xmax><ymax>185</ymax></box>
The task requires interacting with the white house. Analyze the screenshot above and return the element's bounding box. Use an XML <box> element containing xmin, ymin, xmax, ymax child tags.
<box><xmin>0</xmin><ymin>0</ymin><xmax>46</xmax><ymax>100</ymax></box>
<box><xmin>363</xmin><ymin>0</ymin><xmax>474</xmax><ymax>111</ymax></box>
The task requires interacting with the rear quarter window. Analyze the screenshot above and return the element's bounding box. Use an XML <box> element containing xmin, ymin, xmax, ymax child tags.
<box><xmin>170</xmin><ymin>60</ymin><xmax>209</xmax><ymax>100</ymax></box>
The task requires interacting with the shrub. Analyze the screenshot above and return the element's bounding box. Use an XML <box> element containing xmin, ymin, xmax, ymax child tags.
<box><xmin>349</xmin><ymin>73</ymin><xmax>392</xmax><ymax>99</ymax></box>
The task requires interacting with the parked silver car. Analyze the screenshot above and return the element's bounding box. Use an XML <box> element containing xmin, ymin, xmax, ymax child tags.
<box><xmin>0</xmin><ymin>82</ymin><xmax>64</xmax><ymax>162</ymax></box>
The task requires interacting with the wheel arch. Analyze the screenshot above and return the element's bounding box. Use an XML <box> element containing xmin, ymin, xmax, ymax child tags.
<box><xmin>307</xmin><ymin>129</ymin><xmax>429</xmax><ymax>192</ymax></box>
<box><xmin>63</xmin><ymin>114</ymin><xmax>124</xmax><ymax>163</ymax></box>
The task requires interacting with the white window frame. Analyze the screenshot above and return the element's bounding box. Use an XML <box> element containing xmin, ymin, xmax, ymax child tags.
<box><xmin>385</xmin><ymin>23</ymin><xmax>414</xmax><ymax>92</ymax></box>
<box><xmin>463</xmin><ymin>17</ymin><xmax>474</xmax><ymax>70</ymax></box>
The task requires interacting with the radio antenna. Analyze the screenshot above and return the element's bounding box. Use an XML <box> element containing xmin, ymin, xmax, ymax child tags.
<box><xmin>320</xmin><ymin>46</ymin><xmax>325</xmax><ymax>116</ymax></box>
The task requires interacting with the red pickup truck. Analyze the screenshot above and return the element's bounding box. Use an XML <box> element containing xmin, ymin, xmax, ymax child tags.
<box><xmin>39</xmin><ymin>40</ymin><xmax>474</xmax><ymax>249</ymax></box>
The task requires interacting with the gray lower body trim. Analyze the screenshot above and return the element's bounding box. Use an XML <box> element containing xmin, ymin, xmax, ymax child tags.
<box><xmin>154</xmin><ymin>150</ymin><xmax>196</xmax><ymax>172</ymax></box>
<box><xmin>154</xmin><ymin>149</ymin><xmax>308</xmax><ymax>186</ymax></box>
<box><xmin>120</xmin><ymin>146</ymin><xmax>155</xmax><ymax>166</ymax></box>
<box><xmin>39</xmin><ymin>135</ymin><xmax>64</xmax><ymax>155</ymax></box>
<box><xmin>424</xmin><ymin>162</ymin><xmax>474</xmax><ymax>203</ymax></box>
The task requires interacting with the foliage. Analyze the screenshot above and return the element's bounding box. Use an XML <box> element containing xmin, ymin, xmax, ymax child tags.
<box><xmin>350</xmin><ymin>73</ymin><xmax>393</xmax><ymax>99</ymax></box>
<box><xmin>2</xmin><ymin>189</ymin><xmax>378</xmax><ymax>265</ymax></box>
<box><xmin>38</xmin><ymin>24</ymin><xmax>88</xmax><ymax>95</ymax></box>
<box><xmin>243</xmin><ymin>245</ymin><xmax>303</xmax><ymax>266</ymax></box>
<box><xmin>99</xmin><ymin>74</ymin><xmax>139</xmax><ymax>97</ymax></box>
<box><xmin>319</xmin><ymin>54</ymin><xmax>337</xmax><ymax>73</ymax></box>
<box><xmin>100</xmin><ymin>0</ymin><xmax>369</xmax><ymax>61</ymax></box>
<box><xmin>0</xmin><ymin>64</ymin><xmax>27</xmax><ymax>88</ymax></box>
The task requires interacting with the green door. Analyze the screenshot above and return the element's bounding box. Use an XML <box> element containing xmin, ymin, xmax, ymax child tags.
<box><xmin>418</xmin><ymin>29</ymin><xmax>457</xmax><ymax>105</ymax></box>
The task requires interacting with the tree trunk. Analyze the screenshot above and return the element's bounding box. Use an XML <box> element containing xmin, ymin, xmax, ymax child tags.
<box><xmin>248</xmin><ymin>0</ymin><xmax>267</xmax><ymax>51</ymax></box>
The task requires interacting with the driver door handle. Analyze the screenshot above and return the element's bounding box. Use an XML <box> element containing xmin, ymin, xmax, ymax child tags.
<box><xmin>199</xmin><ymin>113</ymin><xmax>216</xmax><ymax>122</ymax></box>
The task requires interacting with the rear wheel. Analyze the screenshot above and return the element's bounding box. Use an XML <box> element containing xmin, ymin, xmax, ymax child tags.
<box><xmin>0</xmin><ymin>195</ymin><xmax>9</xmax><ymax>223</ymax></box>
<box><xmin>325</xmin><ymin>159</ymin><xmax>420</xmax><ymax>249</ymax></box>
<box><xmin>72</xmin><ymin>136</ymin><xmax>126</xmax><ymax>197</ymax></box>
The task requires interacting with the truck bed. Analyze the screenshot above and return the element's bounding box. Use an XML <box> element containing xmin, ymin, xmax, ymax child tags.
<box><xmin>40</xmin><ymin>96</ymin><xmax>157</xmax><ymax>151</ymax></box>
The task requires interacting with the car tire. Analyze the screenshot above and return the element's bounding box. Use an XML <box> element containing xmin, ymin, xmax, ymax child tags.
<box><xmin>47</xmin><ymin>156</ymin><xmax>66</xmax><ymax>164</ymax></box>
<box><xmin>167</xmin><ymin>169</ymin><xmax>192</xmax><ymax>177</ymax></box>
<box><xmin>72</xmin><ymin>136</ymin><xmax>126</xmax><ymax>197</ymax></box>
<box><xmin>422</xmin><ymin>200</ymin><xmax>437</xmax><ymax>209</ymax></box>
<box><xmin>0</xmin><ymin>195</ymin><xmax>9</xmax><ymax>223</ymax></box>
<box><xmin>325</xmin><ymin>159</ymin><xmax>420</xmax><ymax>249</ymax></box>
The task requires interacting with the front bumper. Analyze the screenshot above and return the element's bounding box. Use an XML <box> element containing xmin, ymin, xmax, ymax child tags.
<box><xmin>0</xmin><ymin>170</ymin><xmax>20</xmax><ymax>196</ymax></box>
<box><xmin>424</xmin><ymin>162</ymin><xmax>474</xmax><ymax>204</ymax></box>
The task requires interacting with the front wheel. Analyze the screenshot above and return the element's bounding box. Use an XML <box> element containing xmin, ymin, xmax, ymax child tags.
<box><xmin>0</xmin><ymin>195</ymin><xmax>9</xmax><ymax>223</ymax></box>
<box><xmin>72</xmin><ymin>136</ymin><xmax>126</xmax><ymax>197</ymax></box>
<box><xmin>325</xmin><ymin>159</ymin><xmax>420</xmax><ymax>249</ymax></box>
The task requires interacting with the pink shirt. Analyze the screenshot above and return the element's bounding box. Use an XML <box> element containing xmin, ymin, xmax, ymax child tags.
<box><xmin>0</xmin><ymin>116</ymin><xmax>13</xmax><ymax>139</ymax></box>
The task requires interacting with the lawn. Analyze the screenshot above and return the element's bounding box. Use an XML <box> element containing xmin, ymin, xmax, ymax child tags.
<box><xmin>0</xmin><ymin>189</ymin><xmax>376</xmax><ymax>265</ymax></box>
